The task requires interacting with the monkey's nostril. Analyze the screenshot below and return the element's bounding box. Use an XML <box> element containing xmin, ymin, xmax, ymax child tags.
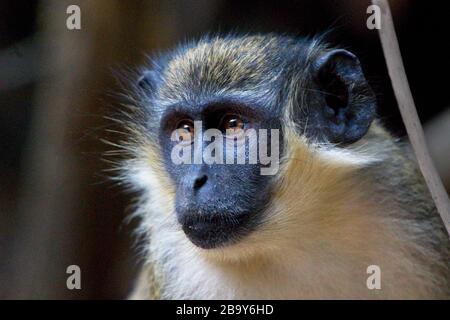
<box><xmin>193</xmin><ymin>174</ymin><xmax>208</xmax><ymax>190</ymax></box>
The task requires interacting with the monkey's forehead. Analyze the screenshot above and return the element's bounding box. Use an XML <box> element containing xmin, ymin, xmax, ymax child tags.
<box><xmin>155</xmin><ymin>35</ymin><xmax>305</xmax><ymax>102</ymax></box>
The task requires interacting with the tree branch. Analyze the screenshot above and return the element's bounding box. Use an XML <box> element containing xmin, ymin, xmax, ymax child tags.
<box><xmin>373</xmin><ymin>0</ymin><xmax>450</xmax><ymax>236</ymax></box>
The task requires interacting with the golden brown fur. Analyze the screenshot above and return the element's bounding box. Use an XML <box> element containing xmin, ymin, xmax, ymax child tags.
<box><xmin>117</xmin><ymin>35</ymin><xmax>450</xmax><ymax>299</ymax></box>
<box><xmin>125</xmin><ymin>123</ymin><xmax>449</xmax><ymax>299</ymax></box>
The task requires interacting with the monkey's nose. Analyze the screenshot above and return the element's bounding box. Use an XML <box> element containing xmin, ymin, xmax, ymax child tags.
<box><xmin>193</xmin><ymin>174</ymin><xmax>208</xmax><ymax>190</ymax></box>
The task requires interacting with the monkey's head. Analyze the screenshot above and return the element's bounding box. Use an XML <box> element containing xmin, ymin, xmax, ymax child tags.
<box><xmin>122</xmin><ymin>35</ymin><xmax>378</xmax><ymax>258</ymax></box>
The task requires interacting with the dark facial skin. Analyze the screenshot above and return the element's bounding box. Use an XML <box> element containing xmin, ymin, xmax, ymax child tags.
<box><xmin>158</xmin><ymin>98</ymin><xmax>281</xmax><ymax>249</ymax></box>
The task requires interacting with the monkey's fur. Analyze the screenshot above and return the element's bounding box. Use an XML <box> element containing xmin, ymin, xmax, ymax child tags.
<box><xmin>115</xmin><ymin>34</ymin><xmax>450</xmax><ymax>299</ymax></box>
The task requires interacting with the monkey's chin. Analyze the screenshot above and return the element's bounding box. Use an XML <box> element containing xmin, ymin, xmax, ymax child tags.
<box><xmin>179</xmin><ymin>212</ymin><xmax>256</xmax><ymax>250</ymax></box>
<box><xmin>181</xmin><ymin>220</ymin><xmax>250</xmax><ymax>250</ymax></box>
<box><xmin>186</xmin><ymin>231</ymin><xmax>272</xmax><ymax>264</ymax></box>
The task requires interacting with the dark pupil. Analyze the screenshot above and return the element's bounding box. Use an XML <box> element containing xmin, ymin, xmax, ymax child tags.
<box><xmin>182</xmin><ymin>124</ymin><xmax>191</xmax><ymax>132</ymax></box>
<box><xmin>228</xmin><ymin>118</ymin><xmax>238</xmax><ymax>128</ymax></box>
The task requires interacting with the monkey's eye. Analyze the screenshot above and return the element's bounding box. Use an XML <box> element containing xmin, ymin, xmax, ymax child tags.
<box><xmin>222</xmin><ymin>114</ymin><xmax>244</xmax><ymax>130</ymax></box>
<box><xmin>174</xmin><ymin>119</ymin><xmax>194</xmax><ymax>144</ymax></box>
<box><xmin>221</xmin><ymin>114</ymin><xmax>248</xmax><ymax>140</ymax></box>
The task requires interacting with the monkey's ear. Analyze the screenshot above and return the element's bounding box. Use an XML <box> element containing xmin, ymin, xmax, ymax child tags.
<box><xmin>312</xmin><ymin>49</ymin><xmax>376</xmax><ymax>144</ymax></box>
<box><xmin>138</xmin><ymin>70</ymin><xmax>157</xmax><ymax>92</ymax></box>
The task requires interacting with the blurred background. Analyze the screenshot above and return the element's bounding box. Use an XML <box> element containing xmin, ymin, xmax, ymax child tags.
<box><xmin>0</xmin><ymin>0</ymin><xmax>449</xmax><ymax>299</ymax></box>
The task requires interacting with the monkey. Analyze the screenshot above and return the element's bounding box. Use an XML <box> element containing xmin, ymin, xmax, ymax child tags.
<box><xmin>113</xmin><ymin>34</ymin><xmax>450</xmax><ymax>299</ymax></box>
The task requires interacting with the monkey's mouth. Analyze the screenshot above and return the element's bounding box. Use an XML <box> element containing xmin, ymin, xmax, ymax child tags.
<box><xmin>179</xmin><ymin>213</ymin><xmax>253</xmax><ymax>249</ymax></box>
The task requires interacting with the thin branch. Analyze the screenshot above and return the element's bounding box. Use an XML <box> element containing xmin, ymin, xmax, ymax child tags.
<box><xmin>373</xmin><ymin>0</ymin><xmax>450</xmax><ymax>236</ymax></box>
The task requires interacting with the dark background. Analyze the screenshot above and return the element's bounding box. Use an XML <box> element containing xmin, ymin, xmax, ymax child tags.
<box><xmin>1</xmin><ymin>0</ymin><xmax>449</xmax><ymax>299</ymax></box>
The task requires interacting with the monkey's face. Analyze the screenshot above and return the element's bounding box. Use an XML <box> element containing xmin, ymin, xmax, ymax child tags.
<box><xmin>157</xmin><ymin>102</ymin><xmax>282</xmax><ymax>249</ymax></box>
<box><xmin>131</xmin><ymin>35</ymin><xmax>376</xmax><ymax>253</ymax></box>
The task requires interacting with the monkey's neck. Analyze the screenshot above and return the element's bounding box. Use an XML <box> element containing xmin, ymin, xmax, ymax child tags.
<box><xmin>143</xmin><ymin>200</ymin><xmax>437</xmax><ymax>299</ymax></box>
